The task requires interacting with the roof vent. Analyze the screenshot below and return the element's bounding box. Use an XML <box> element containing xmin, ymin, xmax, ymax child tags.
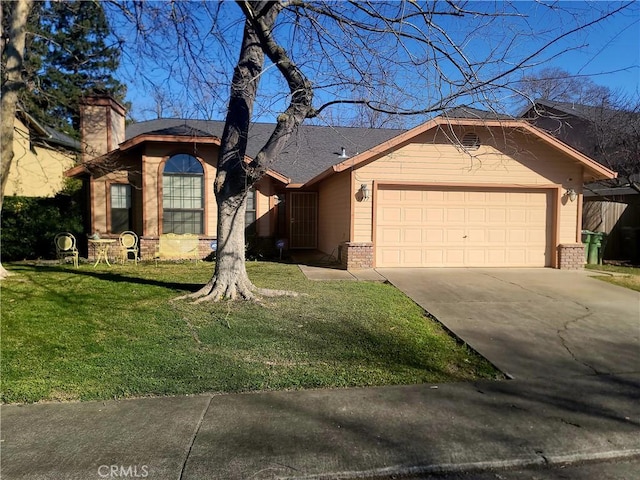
<box><xmin>338</xmin><ymin>147</ymin><xmax>349</xmax><ymax>159</ymax></box>
<box><xmin>461</xmin><ymin>132</ymin><xmax>480</xmax><ymax>151</ymax></box>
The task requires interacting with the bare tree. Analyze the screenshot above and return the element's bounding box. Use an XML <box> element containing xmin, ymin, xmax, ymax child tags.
<box><xmin>587</xmin><ymin>95</ymin><xmax>640</xmax><ymax>192</ymax></box>
<box><xmin>1</xmin><ymin>0</ymin><xmax>34</xmax><ymax>279</ymax></box>
<box><xmin>107</xmin><ymin>0</ymin><xmax>634</xmax><ymax>301</ymax></box>
<box><xmin>516</xmin><ymin>67</ymin><xmax>613</xmax><ymax>107</ymax></box>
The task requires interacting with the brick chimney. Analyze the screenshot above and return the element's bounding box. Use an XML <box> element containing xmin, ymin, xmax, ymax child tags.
<box><xmin>79</xmin><ymin>96</ymin><xmax>126</xmax><ymax>162</ymax></box>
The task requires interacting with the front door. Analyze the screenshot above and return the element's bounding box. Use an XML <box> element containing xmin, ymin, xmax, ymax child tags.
<box><xmin>289</xmin><ymin>192</ymin><xmax>317</xmax><ymax>249</ymax></box>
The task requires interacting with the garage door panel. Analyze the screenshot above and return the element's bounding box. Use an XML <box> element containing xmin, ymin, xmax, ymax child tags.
<box><xmin>447</xmin><ymin>208</ymin><xmax>465</xmax><ymax>222</ymax></box>
<box><xmin>426</xmin><ymin>208</ymin><xmax>444</xmax><ymax>222</ymax></box>
<box><xmin>376</xmin><ymin>187</ymin><xmax>552</xmax><ymax>267</ymax></box>
<box><xmin>509</xmin><ymin>229</ymin><xmax>526</xmax><ymax>243</ymax></box>
<box><xmin>446</xmin><ymin>229</ymin><xmax>466</xmax><ymax>243</ymax></box>
<box><xmin>403</xmin><ymin>249</ymin><xmax>423</xmax><ymax>264</ymax></box>
<box><xmin>404</xmin><ymin>228</ymin><xmax>422</xmax><ymax>243</ymax></box>
<box><xmin>488</xmin><ymin>208</ymin><xmax>507</xmax><ymax>223</ymax></box>
<box><xmin>508</xmin><ymin>208</ymin><xmax>527</xmax><ymax>223</ymax></box>
<box><xmin>404</xmin><ymin>208</ymin><xmax>422</xmax><ymax>222</ymax></box>
<box><xmin>467</xmin><ymin>229</ymin><xmax>486</xmax><ymax>242</ymax></box>
<box><xmin>379</xmin><ymin>249</ymin><xmax>401</xmax><ymax>266</ymax></box>
<box><xmin>382</xmin><ymin>207</ymin><xmax>401</xmax><ymax>222</ymax></box>
<box><xmin>488</xmin><ymin>229</ymin><xmax>506</xmax><ymax>242</ymax></box>
<box><xmin>488</xmin><ymin>250</ymin><xmax>507</xmax><ymax>264</ymax></box>
<box><xmin>467</xmin><ymin>249</ymin><xmax>487</xmax><ymax>265</ymax></box>
<box><xmin>425</xmin><ymin>230</ymin><xmax>444</xmax><ymax>242</ymax></box>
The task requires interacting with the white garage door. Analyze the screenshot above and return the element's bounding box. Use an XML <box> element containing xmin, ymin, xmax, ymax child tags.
<box><xmin>376</xmin><ymin>186</ymin><xmax>552</xmax><ymax>267</ymax></box>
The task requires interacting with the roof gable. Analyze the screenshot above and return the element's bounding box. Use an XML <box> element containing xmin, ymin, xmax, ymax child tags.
<box><xmin>305</xmin><ymin>116</ymin><xmax>615</xmax><ymax>186</ymax></box>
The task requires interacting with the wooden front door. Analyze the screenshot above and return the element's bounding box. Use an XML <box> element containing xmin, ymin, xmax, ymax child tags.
<box><xmin>289</xmin><ymin>192</ymin><xmax>318</xmax><ymax>249</ymax></box>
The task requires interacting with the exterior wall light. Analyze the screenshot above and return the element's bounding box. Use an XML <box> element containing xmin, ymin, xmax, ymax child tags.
<box><xmin>360</xmin><ymin>183</ymin><xmax>370</xmax><ymax>201</ymax></box>
<box><xmin>565</xmin><ymin>188</ymin><xmax>577</xmax><ymax>202</ymax></box>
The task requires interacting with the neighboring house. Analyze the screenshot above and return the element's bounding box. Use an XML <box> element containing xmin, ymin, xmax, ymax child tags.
<box><xmin>5</xmin><ymin>107</ymin><xmax>80</xmax><ymax>197</ymax></box>
<box><xmin>522</xmin><ymin>99</ymin><xmax>640</xmax><ymax>261</ymax></box>
<box><xmin>67</xmin><ymin>97</ymin><xmax>615</xmax><ymax>269</ymax></box>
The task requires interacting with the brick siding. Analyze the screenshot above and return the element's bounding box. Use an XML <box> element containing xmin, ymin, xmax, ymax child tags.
<box><xmin>558</xmin><ymin>243</ymin><xmax>585</xmax><ymax>270</ymax></box>
<box><xmin>340</xmin><ymin>242</ymin><xmax>374</xmax><ymax>270</ymax></box>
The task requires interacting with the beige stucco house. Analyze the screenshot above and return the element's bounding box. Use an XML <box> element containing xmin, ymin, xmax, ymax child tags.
<box><xmin>5</xmin><ymin>108</ymin><xmax>80</xmax><ymax>197</ymax></box>
<box><xmin>67</xmin><ymin>97</ymin><xmax>615</xmax><ymax>269</ymax></box>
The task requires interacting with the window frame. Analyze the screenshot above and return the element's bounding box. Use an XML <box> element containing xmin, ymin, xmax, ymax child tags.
<box><xmin>110</xmin><ymin>183</ymin><xmax>132</xmax><ymax>234</ymax></box>
<box><xmin>161</xmin><ymin>154</ymin><xmax>205</xmax><ymax>235</ymax></box>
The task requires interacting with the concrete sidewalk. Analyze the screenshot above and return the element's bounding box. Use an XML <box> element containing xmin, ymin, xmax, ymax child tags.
<box><xmin>2</xmin><ymin>373</ymin><xmax>639</xmax><ymax>480</ymax></box>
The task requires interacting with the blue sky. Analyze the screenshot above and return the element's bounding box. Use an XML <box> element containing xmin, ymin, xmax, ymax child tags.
<box><xmin>537</xmin><ymin>2</ymin><xmax>639</xmax><ymax>94</ymax></box>
<box><xmin>116</xmin><ymin>1</ymin><xmax>639</xmax><ymax>124</ymax></box>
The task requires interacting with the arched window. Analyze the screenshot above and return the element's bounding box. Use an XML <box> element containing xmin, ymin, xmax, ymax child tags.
<box><xmin>162</xmin><ymin>154</ymin><xmax>204</xmax><ymax>234</ymax></box>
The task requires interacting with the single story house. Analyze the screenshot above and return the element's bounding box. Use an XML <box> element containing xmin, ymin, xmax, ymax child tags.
<box><xmin>6</xmin><ymin>107</ymin><xmax>80</xmax><ymax>197</ymax></box>
<box><xmin>66</xmin><ymin>97</ymin><xmax>615</xmax><ymax>269</ymax></box>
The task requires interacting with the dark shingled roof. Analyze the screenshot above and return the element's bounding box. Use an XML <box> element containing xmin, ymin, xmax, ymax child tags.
<box><xmin>41</xmin><ymin>125</ymin><xmax>81</xmax><ymax>150</ymax></box>
<box><xmin>141</xmin><ymin>124</ymin><xmax>218</xmax><ymax>138</ymax></box>
<box><xmin>125</xmin><ymin>106</ymin><xmax>517</xmax><ymax>183</ymax></box>
<box><xmin>16</xmin><ymin>107</ymin><xmax>80</xmax><ymax>151</ymax></box>
<box><xmin>126</xmin><ymin>119</ymin><xmax>405</xmax><ymax>183</ymax></box>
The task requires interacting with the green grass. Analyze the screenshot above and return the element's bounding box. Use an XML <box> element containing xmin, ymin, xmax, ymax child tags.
<box><xmin>586</xmin><ymin>264</ymin><xmax>640</xmax><ymax>292</ymax></box>
<box><xmin>1</xmin><ymin>261</ymin><xmax>499</xmax><ymax>404</ymax></box>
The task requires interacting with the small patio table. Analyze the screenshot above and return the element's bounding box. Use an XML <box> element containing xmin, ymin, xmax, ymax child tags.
<box><xmin>88</xmin><ymin>239</ymin><xmax>116</xmax><ymax>267</ymax></box>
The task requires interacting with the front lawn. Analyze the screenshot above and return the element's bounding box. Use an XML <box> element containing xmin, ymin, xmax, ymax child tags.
<box><xmin>586</xmin><ymin>264</ymin><xmax>640</xmax><ymax>292</ymax></box>
<box><xmin>1</xmin><ymin>261</ymin><xmax>499</xmax><ymax>404</ymax></box>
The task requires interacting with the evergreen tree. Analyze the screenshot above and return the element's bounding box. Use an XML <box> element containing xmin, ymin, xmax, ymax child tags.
<box><xmin>20</xmin><ymin>0</ymin><xmax>126</xmax><ymax>138</ymax></box>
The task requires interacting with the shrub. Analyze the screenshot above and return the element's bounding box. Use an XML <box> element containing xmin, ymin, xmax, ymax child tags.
<box><xmin>1</xmin><ymin>194</ymin><xmax>84</xmax><ymax>260</ymax></box>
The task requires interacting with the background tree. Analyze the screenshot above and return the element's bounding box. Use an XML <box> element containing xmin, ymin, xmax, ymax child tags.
<box><xmin>1</xmin><ymin>0</ymin><xmax>34</xmax><ymax>279</ymax></box>
<box><xmin>20</xmin><ymin>0</ymin><xmax>127</xmax><ymax>138</ymax></box>
<box><xmin>516</xmin><ymin>67</ymin><xmax>613</xmax><ymax>107</ymax></box>
<box><xmin>587</xmin><ymin>95</ymin><xmax>640</xmax><ymax>191</ymax></box>
<box><xmin>109</xmin><ymin>1</ymin><xmax>634</xmax><ymax>301</ymax></box>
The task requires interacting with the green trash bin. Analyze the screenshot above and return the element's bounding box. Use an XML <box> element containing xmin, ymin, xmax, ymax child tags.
<box><xmin>587</xmin><ymin>232</ymin><xmax>607</xmax><ymax>265</ymax></box>
<box><xmin>593</xmin><ymin>232</ymin><xmax>607</xmax><ymax>265</ymax></box>
<box><xmin>581</xmin><ymin>230</ymin><xmax>593</xmax><ymax>262</ymax></box>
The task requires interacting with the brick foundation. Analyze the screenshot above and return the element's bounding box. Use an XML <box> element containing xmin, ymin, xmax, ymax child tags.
<box><xmin>86</xmin><ymin>235</ymin><xmax>218</xmax><ymax>262</ymax></box>
<box><xmin>339</xmin><ymin>242</ymin><xmax>374</xmax><ymax>270</ymax></box>
<box><xmin>87</xmin><ymin>235</ymin><xmax>118</xmax><ymax>261</ymax></box>
<box><xmin>558</xmin><ymin>243</ymin><xmax>585</xmax><ymax>270</ymax></box>
<box><xmin>140</xmin><ymin>236</ymin><xmax>217</xmax><ymax>261</ymax></box>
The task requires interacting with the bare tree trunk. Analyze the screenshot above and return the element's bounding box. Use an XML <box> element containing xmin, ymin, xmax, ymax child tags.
<box><xmin>1</xmin><ymin>0</ymin><xmax>34</xmax><ymax>280</ymax></box>
<box><xmin>179</xmin><ymin>3</ymin><xmax>268</xmax><ymax>301</ymax></box>
<box><xmin>180</xmin><ymin>1</ymin><xmax>314</xmax><ymax>302</ymax></box>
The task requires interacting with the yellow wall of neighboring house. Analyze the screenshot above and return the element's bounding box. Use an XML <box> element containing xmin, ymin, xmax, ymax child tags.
<box><xmin>5</xmin><ymin>118</ymin><xmax>77</xmax><ymax>198</ymax></box>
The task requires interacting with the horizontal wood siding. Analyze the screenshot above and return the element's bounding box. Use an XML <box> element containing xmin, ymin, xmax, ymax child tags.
<box><xmin>317</xmin><ymin>171</ymin><xmax>351</xmax><ymax>256</ymax></box>
<box><xmin>353</xmin><ymin>127</ymin><xmax>582</xmax><ymax>244</ymax></box>
<box><xmin>255</xmin><ymin>177</ymin><xmax>275</xmax><ymax>237</ymax></box>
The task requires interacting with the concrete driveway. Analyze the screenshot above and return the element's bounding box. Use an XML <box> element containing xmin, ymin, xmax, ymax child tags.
<box><xmin>377</xmin><ymin>268</ymin><xmax>640</xmax><ymax>379</ymax></box>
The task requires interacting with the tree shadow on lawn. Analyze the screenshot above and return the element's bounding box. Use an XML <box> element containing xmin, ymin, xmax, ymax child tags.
<box><xmin>7</xmin><ymin>264</ymin><xmax>203</xmax><ymax>293</ymax></box>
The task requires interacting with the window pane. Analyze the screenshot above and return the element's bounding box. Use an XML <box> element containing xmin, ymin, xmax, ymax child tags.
<box><xmin>163</xmin><ymin>154</ymin><xmax>204</xmax><ymax>174</ymax></box>
<box><xmin>112</xmin><ymin>209</ymin><xmax>130</xmax><ymax>233</ymax></box>
<box><xmin>111</xmin><ymin>184</ymin><xmax>132</xmax><ymax>233</ymax></box>
<box><xmin>111</xmin><ymin>184</ymin><xmax>131</xmax><ymax>209</ymax></box>
<box><xmin>162</xmin><ymin>154</ymin><xmax>204</xmax><ymax>234</ymax></box>
<box><xmin>163</xmin><ymin>210</ymin><xmax>203</xmax><ymax>234</ymax></box>
<box><xmin>245</xmin><ymin>188</ymin><xmax>257</xmax><ymax>234</ymax></box>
